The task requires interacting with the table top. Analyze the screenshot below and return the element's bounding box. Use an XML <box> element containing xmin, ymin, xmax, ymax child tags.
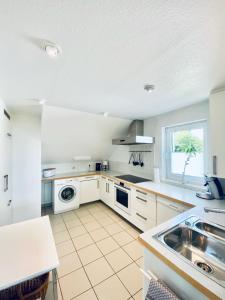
<box><xmin>0</xmin><ymin>216</ymin><xmax>59</xmax><ymax>291</ymax></box>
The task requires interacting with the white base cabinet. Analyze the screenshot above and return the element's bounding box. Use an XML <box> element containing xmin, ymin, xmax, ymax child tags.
<box><xmin>100</xmin><ymin>177</ymin><xmax>114</xmax><ymax>208</ymax></box>
<box><xmin>131</xmin><ymin>189</ymin><xmax>156</xmax><ymax>231</ymax></box>
<box><xmin>79</xmin><ymin>176</ymin><xmax>100</xmax><ymax>204</ymax></box>
<box><xmin>157</xmin><ymin>196</ymin><xmax>189</xmax><ymax>225</ymax></box>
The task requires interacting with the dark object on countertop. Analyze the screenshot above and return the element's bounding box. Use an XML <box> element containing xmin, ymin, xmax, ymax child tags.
<box><xmin>116</xmin><ymin>174</ymin><xmax>151</xmax><ymax>183</ymax></box>
<box><xmin>196</xmin><ymin>175</ymin><xmax>224</xmax><ymax>200</ymax></box>
<box><xmin>95</xmin><ymin>162</ymin><xmax>102</xmax><ymax>171</ymax></box>
<box><xmin>145</xmin><ymin>279</ymin><xmax>180</xmax><ymax>300</ymax></box>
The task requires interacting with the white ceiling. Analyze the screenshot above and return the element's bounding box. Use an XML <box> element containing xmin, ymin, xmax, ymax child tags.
<box><xmin>0</xmin><ymin>1</ymin><xmax>225</xmax><ymax>119</ymax></box>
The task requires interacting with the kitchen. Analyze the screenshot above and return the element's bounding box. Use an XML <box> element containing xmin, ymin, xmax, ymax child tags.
<box><xmin>1</xmin><ymin>1</ymin><xmax>225</xmax><ymax>300</ymax></box>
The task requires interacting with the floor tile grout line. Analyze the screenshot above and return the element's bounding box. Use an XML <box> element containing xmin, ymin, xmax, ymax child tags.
<box><xmin>55</xmin><ymin>213</ymin><xmax>142</xmax><ymax>262</ymax></box>
<box><xmin>49</xmin><ymin>202</ymin><xmax>143</xmax><ymax>298</ymax></box>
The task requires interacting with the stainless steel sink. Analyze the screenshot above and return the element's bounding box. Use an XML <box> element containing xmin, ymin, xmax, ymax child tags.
<box><xmin>155</xmin><ymin>217</ymin><xmax>225</xmax><ymax>287</ymax></box>
<box><xmin>195</xmin><ymin>222</ymin><xmax>225</xmax><ymax>242</ymax></box>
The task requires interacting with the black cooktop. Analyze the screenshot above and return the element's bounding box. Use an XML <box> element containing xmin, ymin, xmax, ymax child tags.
<box><xmin>116</xmin><ymin>174</ymin><xmax>151</xmax><ymax>184</ymax></box>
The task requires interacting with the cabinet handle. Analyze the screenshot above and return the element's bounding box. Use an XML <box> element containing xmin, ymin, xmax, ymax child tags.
<box><xmin>4</xmin><ymin>175</ymin><xmax>8</xmax><ymax>192</ymax></box>
<box><xmin>7</xmin><ymin>133</ymin><xmax>12</xmax><ymax>137</ymax></box>
<box><xmin>136</xmin><ymin>196</ymin><xmax>147</xmax><ymax>203</ymax></box>
<box><xmin>108</xmin><ymin>179</ymin><xmax>114</xmax><ymax>182</ymax></box>
<box><xmin>213</xmin><ymin>155</ymin><xmax>217</xmax><ymax>175</ymax></box>
<box><xmin>168</xmin><ymin>204</ymin><xmax>180</xmax><ymax>211</ymax></box>
<box><xmin>136</xmin><ymin>212</ymin><xmax>147</xmax><ymax>221</ymax></box>
<box><xmin>97</xmin><ymin>180</ymin><xmax>99</xmax><ymax>189</ymax></box>
<box><xmin>136</xmin><ymin>189</ymin><xmax>147</xmax><ymax>195</ymax></box>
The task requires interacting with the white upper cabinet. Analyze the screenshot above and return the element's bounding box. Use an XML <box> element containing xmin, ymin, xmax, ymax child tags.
<box><xmin>209</xmin><ymin>90</ymin><xmax>225</xmax><ymax>178</ymax></box>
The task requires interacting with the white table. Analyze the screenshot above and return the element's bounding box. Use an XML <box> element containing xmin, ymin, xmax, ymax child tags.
<box><xmin>0</xmin><ymin>216</ymin><xmax>59</xmax><ymax>299</ymax></box>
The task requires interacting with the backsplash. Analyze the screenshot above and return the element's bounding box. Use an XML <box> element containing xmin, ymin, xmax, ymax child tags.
<box><xmin>42</xmin><ymin>161</ymin><xmax>97</xmax><ymax>174</ymax></box>
<box><xmin>109</xmin><ymin>144</ymin><xmax>154</xmax><ymax>179</ymax></box>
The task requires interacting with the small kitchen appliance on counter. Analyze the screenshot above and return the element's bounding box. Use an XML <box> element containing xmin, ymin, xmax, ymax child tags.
<box><xmin>43</xmin><ymin>168</ymin><xmax>56</xmax><ymax>178</ymax></box>
<box><xmin>102</xmin><ymin>160</ymin><xmax>109</xmax><ymax>171</ymax></box>
<box><xmin>95</xmin><ymin>162</ymin><xmax>102</xmax><ymax>171</ymax></box>
<box><xmin>196</xmin><ymin>175</ymin><xmax>224</xmax><ymax>200</ymax></box>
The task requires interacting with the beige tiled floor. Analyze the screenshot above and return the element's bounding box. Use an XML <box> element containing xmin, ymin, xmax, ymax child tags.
<box><xmin>43</xmin><ymin>201</ymin><xmax>143</xmax><ymax>299</ymax></box>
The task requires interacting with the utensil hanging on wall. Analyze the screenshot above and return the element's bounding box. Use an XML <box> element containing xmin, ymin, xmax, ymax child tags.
<box><xmin>140</xmin><ymin>152</ymin><xmax>144</xmax><ymax>167</ymax></box>
<box><xmin>129</xmin><ymin>152</ymin><xmax>134</xmax><ymax>164</ymax></box>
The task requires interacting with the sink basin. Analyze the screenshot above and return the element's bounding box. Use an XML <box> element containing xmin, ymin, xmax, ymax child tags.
<box><xmin>195</xmin><ymin>222</ymin><xmax>225</xmax><ymax>242</ymax></box>
<box><xmin>155</xmin><ymin>217</ymin><xmax>225</xmax><ymax>287</ymax></box>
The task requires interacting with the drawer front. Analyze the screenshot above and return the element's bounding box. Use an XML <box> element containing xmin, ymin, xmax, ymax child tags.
<box><xmin>134</xmin><ymin>190</ymin><xmax>156</xmax><ymax>219</ymax></box>
<box><xmin>133</xmin><ymin>210</ymin><xmax>156</xmax><ymax>231</ymax></box>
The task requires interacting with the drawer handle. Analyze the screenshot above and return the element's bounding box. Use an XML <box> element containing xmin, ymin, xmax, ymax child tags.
<box><xmin>136</xmin><ymin>212</ymin><xmax>147</xmax><ymax>221</ymax></box>
<box><xmin>169</xmin><ymin>204</ymin><xmax>180</xmax><ymax>211</ymax></box>
<box><xmin>213</xmin><ymin>155</ymin><xmax>217</xmax><ymax>175</ymax></box>
<box><xmin>136</xmin><ymin>189</ymin><xmax>147</xmax><ymax>195</ymax></box>
<box><xmin>136</xmin><ymin>196</ymin><xmax>147</xmax><ymax>203</ymax></box>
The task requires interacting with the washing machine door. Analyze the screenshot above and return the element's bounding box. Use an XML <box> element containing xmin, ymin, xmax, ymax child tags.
<box><xmin>59</xmin><ymin>185</ymin><xmax>77</xmax><ymax>203</ymax></box>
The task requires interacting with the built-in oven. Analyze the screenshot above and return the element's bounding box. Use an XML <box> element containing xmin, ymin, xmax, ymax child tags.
<box><xmin>114</xmin><ymin>182</ymin><xmax>131</xmax><ymax>214</ymax></box>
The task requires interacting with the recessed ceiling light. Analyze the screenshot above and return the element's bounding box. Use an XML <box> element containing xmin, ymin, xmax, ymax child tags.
<box><xmin>144</xmin><ymin>84</ymin><xmax>155</xmax><ymax>93</ymax></box>
<box><xmin>44</xmin><ymin>42</ymin><xmax>61</xmax><ymax>58</ymax></box>
<box><xmin>103</xmin><ymin>112</ymin><xmax>109</xmax><ymax>118</ymax></box>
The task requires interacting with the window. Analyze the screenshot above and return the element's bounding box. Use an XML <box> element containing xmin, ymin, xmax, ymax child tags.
<box><xmin>164</xmin><ymin>120</ymin><xmax>207</xmax><ymax>186</ymax></box>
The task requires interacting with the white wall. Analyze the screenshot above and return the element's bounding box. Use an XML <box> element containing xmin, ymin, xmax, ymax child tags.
<box><xmin>144</xmin><ymin>100</ymin><xmax>209</xmax><ymax>180</ymax></box>
<box><xmin>12</xmin><ymin>112</ymin><xmax>42</xmax><ymax>222</ymax></box>
<box><xmin>42</xmin><ymin>105</ymin><xmax>155</xmax><ymax>179</ymax></box>
<box><xmin>42</xmin><ymin>105</ymin><xmax>131</xmax><ymax>168</ymax></box>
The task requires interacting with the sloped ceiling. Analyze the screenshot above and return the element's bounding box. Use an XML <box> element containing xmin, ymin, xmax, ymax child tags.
<box><xmin>42</xmin><ymin>105</ymin><xmax>131</xmax><ymax>163</ymax></box>
<box><xmin>0</xmin><ymin>1</ymin><xmax>225</xmax><ymax>119</ymax></box>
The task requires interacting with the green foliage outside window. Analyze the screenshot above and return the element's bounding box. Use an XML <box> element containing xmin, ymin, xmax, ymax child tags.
<box><xmin>173</xmin><ymin>131</ymin><xmax>203</xmax><ymax>183</ymax></box>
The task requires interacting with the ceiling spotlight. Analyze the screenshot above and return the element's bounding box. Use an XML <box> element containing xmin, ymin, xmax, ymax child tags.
<box><xmin>44</xmin><ymin>42</ymin><xmax>61</xmax><ymax>58</ymax></box>
<box><xmin>103</xmin><ymin>112</ymin><xmax>109</xmax><ymax>118</ymax></box>
<box><xmin>144</xmin><ymin>84</ymin><xmax>155</xmax><ymax>93</ymax></box>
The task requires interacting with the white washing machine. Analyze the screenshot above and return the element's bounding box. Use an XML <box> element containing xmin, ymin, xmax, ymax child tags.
<box><xmin>54</xmin><ymin>178</ymin><xmax>80</xmax><ymax>214</ymax></box>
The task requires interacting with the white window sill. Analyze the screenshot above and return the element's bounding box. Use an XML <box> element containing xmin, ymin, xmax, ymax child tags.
<box><xmin>162</xmin><ymin>178</ymin><xmax>206</xmax><ymax>192</ymax></box>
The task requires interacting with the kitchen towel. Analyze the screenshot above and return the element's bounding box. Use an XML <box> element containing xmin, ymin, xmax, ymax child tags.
<box><xmin>145</xmin><ymin>279</ymin><xmax>180</xmax><ymax>300</ymax></box>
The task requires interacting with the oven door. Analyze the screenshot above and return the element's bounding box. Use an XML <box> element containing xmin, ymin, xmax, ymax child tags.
<box><xmin>114</xmin><ymin>185</ymin><xmax>131</xmax><ymax>214</ymax></box>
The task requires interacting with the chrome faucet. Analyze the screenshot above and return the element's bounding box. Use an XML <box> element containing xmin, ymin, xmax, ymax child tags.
<box><xmin>204</xmin><ymin>207</ymin><xmax>225</xmax><ymax>214</ymax></box>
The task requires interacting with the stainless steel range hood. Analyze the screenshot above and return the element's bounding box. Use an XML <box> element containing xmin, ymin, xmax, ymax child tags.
<box><xmin>112</xmin><ymin>120</ymin><xmax>154</xmax><ymax>145</ymax></box>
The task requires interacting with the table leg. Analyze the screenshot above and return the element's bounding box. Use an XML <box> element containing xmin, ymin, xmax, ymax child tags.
<box><xmin>52</xmin><ymin>269</ymin><xmax>58</xmax><ymax>300</ymax></box>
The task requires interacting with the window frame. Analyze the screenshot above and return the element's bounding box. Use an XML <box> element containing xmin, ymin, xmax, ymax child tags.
<box><xmin>163</xmin><ymin>120</ymin><xmax>208</xmax><ymax>187</ymax></box>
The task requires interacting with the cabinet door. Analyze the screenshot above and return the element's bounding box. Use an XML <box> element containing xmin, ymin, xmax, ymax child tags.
<box><xmin>100</xmin><ymin>178</ymin><xmax>108</xmax><ymax>204</ymax></box>
<box><xmin>0</xmin><ymin>109</ymin><xmax>12</xmax><ymax>226</ymax></box>
<box><xmin>107</xmin><ymin>180</ymin><xmax>115</xmax><ymax>208</ymax></box>
<box><xmin>157</xmin><ymin>197</ymin><xmax>183</xmax><ymax>225</ymax></box>
<box><xmin>210</xmin><ymin>90</ymin><xmax>225</xmax><ymax>178</ymax></box>
<box><xmin>80</xmin><ymin>179</ymin><xmax>100</xmax><ymax>204</ymax></box>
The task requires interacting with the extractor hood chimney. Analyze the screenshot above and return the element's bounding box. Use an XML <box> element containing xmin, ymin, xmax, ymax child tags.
<box><xmin>112</xmin><ymin>120</ymin><xmax>154</xmax><ymax>145</ymax></box>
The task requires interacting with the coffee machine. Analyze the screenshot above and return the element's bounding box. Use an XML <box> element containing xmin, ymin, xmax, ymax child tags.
<box><xmin>196</xmin><ymin>175</ymin><xmax>224</xmax><ymax>200</ymax></box>
<box><xmin>102</xmin><ymin>160</ymin><xmax>109</xmax><ymax>171</ymax></box>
